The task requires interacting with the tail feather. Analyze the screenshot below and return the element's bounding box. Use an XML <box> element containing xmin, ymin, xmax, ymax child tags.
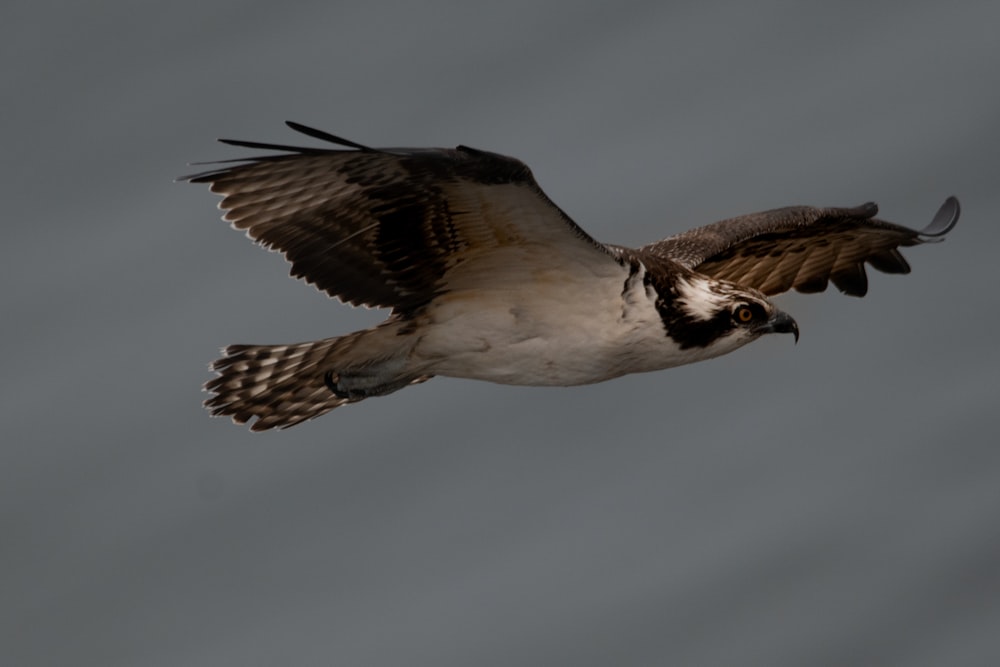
<box><xmin>204</xmin><ymin>326</ymin><xmax>430</xmax><ymax>431</ymax></box>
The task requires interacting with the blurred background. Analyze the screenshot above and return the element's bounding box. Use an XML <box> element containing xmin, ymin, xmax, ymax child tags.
<box><xmin>3</xmin><ymin>1</ymin><xmax>998</xmax><ymax>664</ymax></box>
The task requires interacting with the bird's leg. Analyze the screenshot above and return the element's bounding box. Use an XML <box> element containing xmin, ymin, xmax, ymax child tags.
<box><xmin>323</xmin><ymin>369</ymin><xmax>428</xmax><ymax>400</ymax></box>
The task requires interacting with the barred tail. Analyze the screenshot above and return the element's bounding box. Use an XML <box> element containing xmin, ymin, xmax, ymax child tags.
<box><xmin>204</xmin><ymin>325</ymin><xmax>431</xmax><ymax>431</ymax></box>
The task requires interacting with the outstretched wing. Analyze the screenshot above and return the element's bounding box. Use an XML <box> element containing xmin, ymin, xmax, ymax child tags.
<box><xmin>640</xmin><ymin>197</ymin><xmax>959</xmax><ymax>296</ymax></box>
<box><xmin>186</xmin><ymin>122</ymin><xmax>617</xmax><ymax>313</ymax></box>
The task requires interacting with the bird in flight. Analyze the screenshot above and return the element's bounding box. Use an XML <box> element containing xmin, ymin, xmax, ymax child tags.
<box><xmin>188</xmin><ymin>122</ymin><xmax>959</xmax><ymax>431</ymax></box>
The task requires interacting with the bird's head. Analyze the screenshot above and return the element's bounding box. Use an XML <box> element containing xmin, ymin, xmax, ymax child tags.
<box><xmin>662</xmin><ymin>275</ymin><xmax>798</xmax><ymax>357</ymax></box>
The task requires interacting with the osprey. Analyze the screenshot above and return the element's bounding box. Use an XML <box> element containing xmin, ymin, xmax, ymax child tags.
<box><xmin>189</xmin><ymin>122</ymin><xmax>960</xmax><ymax>431</ymax></box>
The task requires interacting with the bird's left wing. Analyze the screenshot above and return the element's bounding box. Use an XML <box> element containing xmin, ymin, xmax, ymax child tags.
<box><xmin>639</xmin><ymin>197</ymin><xmax>959</xmax><ymax>296</ymax></box>
<box><xmin>186</xmin><ymin>122</ymin><xmax>621</xmax><ymax>313</ymax></box>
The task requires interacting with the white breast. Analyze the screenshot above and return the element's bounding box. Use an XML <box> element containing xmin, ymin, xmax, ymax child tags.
<box><xmin>412</xmin><ymin>258</ymin><xmax>710</xmax><ymax>386</ymax></box>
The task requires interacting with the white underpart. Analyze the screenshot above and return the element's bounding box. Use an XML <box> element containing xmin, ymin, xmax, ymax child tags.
<box><xmin>675</xmin><ymin>276</ymin><xmax>731</xmax><ymax>321</ymax></box>
<box><xmin>411</xmin><ymin>255</ymin><xmax>719</xmax><ymax>386</ymax></box>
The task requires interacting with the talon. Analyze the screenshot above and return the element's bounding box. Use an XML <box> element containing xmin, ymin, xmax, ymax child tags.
<box><xmin>323</xmin><ymin>371</ymin><xmax>350</xmax><ymax>399</ymax></box>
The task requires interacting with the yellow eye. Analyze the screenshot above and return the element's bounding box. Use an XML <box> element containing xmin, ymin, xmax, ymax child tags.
<box><xmin>736</xmin><ymin>306</ymin><xmax>754</xmax><ymax>323</ymax></box>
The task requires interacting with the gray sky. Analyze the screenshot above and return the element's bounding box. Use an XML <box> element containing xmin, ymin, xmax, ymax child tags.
<box><xmin>4</xmin><ymin>1</ymin><xmax>999</xmax><ymax>665</ymax></box>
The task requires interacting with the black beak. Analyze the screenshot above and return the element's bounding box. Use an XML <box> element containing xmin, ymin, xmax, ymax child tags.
<box><xmin>759</xmin><ymin>310</ymin><xmax>799</xmax><ymax>343</ymax></box>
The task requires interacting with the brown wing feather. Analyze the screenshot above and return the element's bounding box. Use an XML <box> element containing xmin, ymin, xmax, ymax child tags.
<box><xmin>642</xmin><ymin>197</ymin><xmax>959</xmax><ymax>297</ymax></box>
<box><xmin>187</xmin><ymin>122</ymin><xmax>616</xmax><ymax>313</ymax></box>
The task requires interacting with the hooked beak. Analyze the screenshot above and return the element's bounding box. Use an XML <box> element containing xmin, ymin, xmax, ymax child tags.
<box><xmin>758</xmin><ymin>310</ymin><xmax>799</xmax><ymax>343</ymax></box>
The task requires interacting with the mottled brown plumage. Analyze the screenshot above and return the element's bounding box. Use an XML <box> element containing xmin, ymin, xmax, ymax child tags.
<box><xmin>190</xmin><ymin>123</ymin><xmax>610</xmax><ymax>316</ymax></box>
<box><xmin>642</xmin><ymin>198</ymin><xmax>958</xmax><ymax>296</ymax></box>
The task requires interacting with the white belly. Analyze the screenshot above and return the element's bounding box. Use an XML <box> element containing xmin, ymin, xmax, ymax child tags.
<box><xmin>412</xmin><ymin>263</ymin><xmax>708</xmax><ymax>386</ymax></box>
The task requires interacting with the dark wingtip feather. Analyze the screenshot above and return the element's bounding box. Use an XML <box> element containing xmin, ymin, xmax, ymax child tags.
<box><xmin>867</xmin><ymin>248</ymin><xmax>912</xmax><ymax>275</ymax></box>
<box><xmin>214</xmin><ymin>137</ymin><xmax>331</xmax><ymax>154</ymax></box>
<box><xmin>184</xmin><ymin>167</ymin><xmax>231</xmax><ymax>184</ymax></box>
<box><xmin>919</xmin><ymin>196</ymin><xmax>960</xmax><ymax>238</ymax></box>
<box><xmin>285</xmin><ymin>121</ymin><xmax>373</xmax><ymax>151</ymax></box>
<box><xmin>831</xmin><ymin>264</ymin><xmax>869</xmax><ymax>297</ymax></box>
<box><xmin>795</xmin><ymin>277</ymin><xmax>830</xmax><ymax>294</ymax></box>
<box><xmin>179</xmin><ymin>123</ymin><xmax>374</xmax><ymax>183</ymax></box>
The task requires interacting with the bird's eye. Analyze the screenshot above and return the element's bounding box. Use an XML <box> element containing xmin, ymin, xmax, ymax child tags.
<box><xmin>736</xmin><ymin>306</ymin><xmax>754</xmax><ymax>323</ymax></box>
